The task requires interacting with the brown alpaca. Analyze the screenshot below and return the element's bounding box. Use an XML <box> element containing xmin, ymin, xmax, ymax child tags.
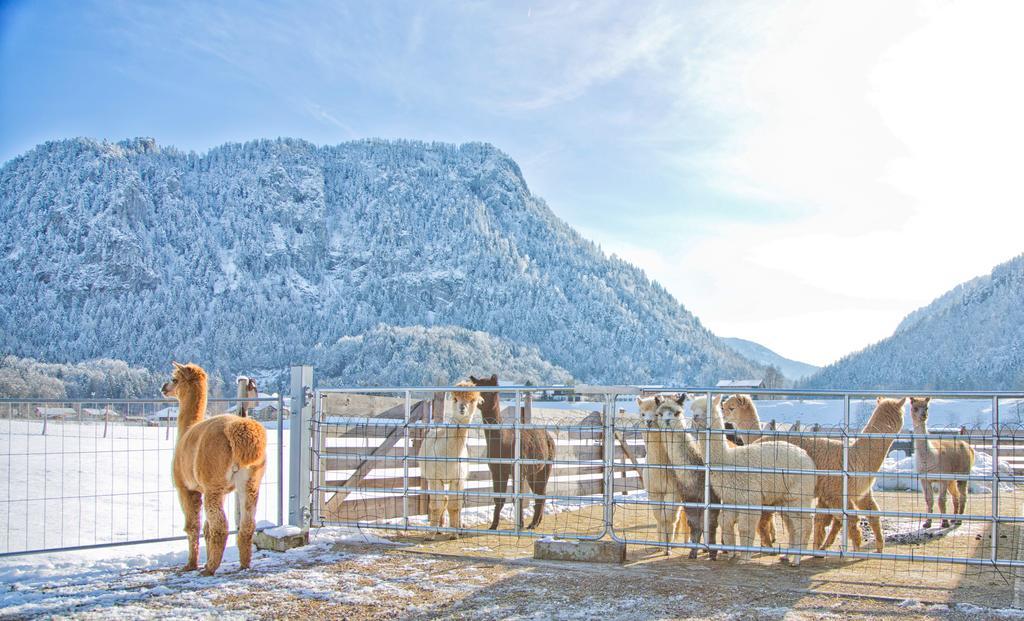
<box><xmin>722</xmin><ymin>395</ymin><xmax>906</xmax><ymax>553</ymax></box>
<box><xmin>469</xmin><ymin>374</ymin><xmax>555</xmax><ymax>530</ymax></box>
<box><xmin>910</xmin><ymin>397</ymin><xmax>975</xmax><ymax>528</ymax></box>
<box><xmin>164</xmin><ymin>362</ymin><xmax>267</xmax><ymax>575</ymax></box>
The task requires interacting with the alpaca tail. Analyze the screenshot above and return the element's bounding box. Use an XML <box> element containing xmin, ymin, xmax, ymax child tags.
<box><xmin>226</xmin><ymin>418</ymin><xmax>267</xmax><ymax>468</ymax></box>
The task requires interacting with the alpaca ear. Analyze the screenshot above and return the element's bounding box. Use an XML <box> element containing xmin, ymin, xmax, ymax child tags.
<box><xmin>489</xmin><ymin>374</ymin><xmax>497</xmax><ymax>382</ymax></box>
<box><xmin>172</xmin><ymin>361</ymin><xmax>184</xmax><ymax>370</ymax></box>
<box><xmin>712</xmin><ymin>396</ymin><xmax>722</xmax><ymax>408</ymax></box>
<box><xmin>924</xmin><ymin>397</ymin><xmax>931</xmax><ymax>404</ymax></box>
<box><xmin>876</xmin><ymin>396</ymin><xmax>884</xmax><ymax>404</ymax></box>
<box><xmin>469</xmin><ymin>376</ymin><xmax>479</xmax><ymax>383</ymax></box>
<box><xmin>674</xmin><ymin>393</ymin><xmax>686</xmax><ymax>406</ymax></box>
<box><xmin>654</xmin><ymin>395</ymin><xmax>664</xmax><ymax>406</ymax></box>
<box><xmin>897</xmin><ymin>397</ymin><xmax>907</xmax><ymax>408</ymax></box>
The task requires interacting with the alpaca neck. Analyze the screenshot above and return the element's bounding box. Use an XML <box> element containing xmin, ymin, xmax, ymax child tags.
<box><xmin>912</xmin><ymin>418</ymin><xmax>938</xmax><ymax>459</ymax></box>
<box><xmin>708</xmin><ymin>409</ymin><xmax>728</xmax><ymax>462</ymax></box>
<box><xmin>176</xmin><ymin>386</ymin><xmax>206</xmax><ymax>438</ymax></box>
<box><xmin>852</xmin><ymin>408</ymin><xmax>901</xmax><ymax>458</ymax></box>
<box><xmin>480</xmin><ymin>394</ymin><xmax>503</xmax><ymax>444</ymax></box>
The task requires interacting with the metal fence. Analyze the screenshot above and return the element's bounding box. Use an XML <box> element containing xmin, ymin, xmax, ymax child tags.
<box><xmin>310</xmin><ymin>383</ymin><xmax>1024</xmax><ymax>571</ymax></box>
<box><xmin>0</xmin><ymin>395</ymin><xmax>288</xmax><ymax>556</ymax></box>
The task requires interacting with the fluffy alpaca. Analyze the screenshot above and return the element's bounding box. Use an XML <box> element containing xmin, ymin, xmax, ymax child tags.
<box><xmin>690</xmin><ymin>396</ymin><xmax>775</xmax><ymax>547</ymax></box>
<box><xmin>638</xmin><ymin>396</ymin><xmax>688</xmax><ymax>555</ymax></box>
<box><xmin>691</xmin><ymin>395</ymin><xmax>815</xmax><ymax>565</ymax></box>
<box><xmin>910</xmin><ymin>397</ymin><xmax>975</xmax><ymax>528</ymax></box>
<box><xmin>722</xmin><ymin>395</ymin><xmax>905</xmax><ymax>552</ymax></box>
<box><xmin>470</xmin><ymin>374</ymin><xmax>556</xmax><ymax>530</ymax></box>
<box><xmin>658</xmin><ymin>394</ymin><xmax>721</xmax><ymax>560</ymax></box>
<box><xmin>164</xmin><ymin>362</ymin><xmax>267</xmax><ymax>575</ymax></box>
<box><xmin>419</xmin><ymin>381</ymin><xmax>481</xmax><ymax>539</ymax></box>
<box><xmin>235</xmin><ymin>376</ymin><xmax>258</xmax><ymax>417</ymax></box>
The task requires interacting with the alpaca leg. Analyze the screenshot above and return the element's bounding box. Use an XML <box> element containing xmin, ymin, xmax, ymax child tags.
<box><xmin>684</xmin><ymin>507</ymin><xmax>702</xmax><ymax>559</ymax></box>
<box><xmin>720</xmin><ymin>510</ymin><xmax>737</xmax><ymax>559</ymax></box>
<box><xmin>956</xmin><ymin>480</ymin><xmax>969</xmax><ymax>524</ymax></box>
<box><xmin>526</xmin><ymin>463</ymin><xmax>552</xmax><ymax>529</ymax></box>
<box><xmin>821</xmin><ymin>514</ymin><xmax>844</xmax><ymax>550</ymax></box>
<box><xmin>707</xmin><ymin>508</ymin><xmax>721</xmax><ymax>560</ymax></box>
<box><xmin>812</xmin><ymin>512</ymin><xmax>831</xmax><ymax>550</ymax></box>
<box><xmin>781</xmin><ymin>511</ymin><xmax>810</xmax><ymax>566</ymax></box>
<box><xmin>201</xmin><ymin>490</ymin><xmax>228</xmax><ymax>576</ymax></box>
<box><xmin>736</xmin><ymin>512</ymin><xmax>758</xmax><ymax>561</ymax></box>
<box><xmin>649</xmin><ymin>492</ymin><xmax>668</xmax><ymax>555</ymax></box>
<box><xmin>671</xmin><ymin>505</ymin><xmax>686</xmax><ymax>542</ymax></box>
<box><xmin>921</xmin><ymin>480</ymin><xmax>935</xmax><ymax>528</ymax></box>
<box><xmin>757</xmin><ymin>512</ymin><xmax>776</xmax><ymax>548</ymax></box>
<box><xmin>846</xmin><ymin>498</ymin><xmax>864</xmax><ymax>551</ymax></box>
<box><xmin>858</xmin><ymin>494</ymin><xmax>885</xmax><ymax>553</ymax></box>
<box><xmin>447</xmin><ymin>480</ymin><xmax>464</xmax><ymax>539</ymax></box>
<box><xmin>938</xmin><ymin>484</ymin><xmax>950</xmax><ymax>528</ymax></box>
<box><xmin>427</xmin><ymin>485</ymin><xmax>446</xmax><ymax>540</ymax></box>
<box><xmin>488</xmin><ymin>467</ymin><xmax>509</xmax><ymax>530</ymax></box>
<box><xmin>945</xmin><ymin>481</ymin><xmax>960</xmax><ymax>527</ymax></box>
<box><xmin>176</xmin><ymin>487</ymin><xmax>202</xmax><ymax>571</ymax></box>
<box><xmin>236</xmin><ymin>465</ymin><xmax>264</xmax><ymax>570</ymax></box>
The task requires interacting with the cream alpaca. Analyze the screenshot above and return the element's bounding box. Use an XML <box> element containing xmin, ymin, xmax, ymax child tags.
<box><xmin>419</xmin><ymin>381</ymin><xmax>481</xmax><ymax>539</ymax></box>
<box><xmin>722</xmin><ymin>394</ymin><xmax>905</xmax><ymax>552</ymax></box>
<box><xmin>695</xmin><ymin>396</ymin><xmax>815</xmax><ymax>565</ymax></box>
<box><xmin>638</xmin><ymin>396</ymin><xmax>688</xmax><ymax>555</ymax></box>
<box><xmin>910</xmin><ymin>397</ymin><xmax>975</xmax><ymax>528</ymax></box>
<box><xmin>658</xmin><ymin>395</ymin><xmax>721</xmax><ymax>560</ymax></box>
<box><xmin>164</xmin><ymin>363</ymin><xmax>267</xmax><ymax>575</ymax></box>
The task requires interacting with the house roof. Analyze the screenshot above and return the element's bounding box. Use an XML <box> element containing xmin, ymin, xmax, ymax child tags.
<box><xmin>715</xmin><ymin>379</ymin><xmax>765</xmax><ymax>388</ymax></box>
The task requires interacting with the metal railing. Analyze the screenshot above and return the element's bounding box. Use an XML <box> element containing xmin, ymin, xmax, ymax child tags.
<box><xmin>308</xmin><ymin>383</ymin><xmax>1024</xmax><ymax>569</ymax></box>
<box><xmin>0</xmin><ymin>394</ymin><xmax>288</xmax><ymax>556</ymax></box>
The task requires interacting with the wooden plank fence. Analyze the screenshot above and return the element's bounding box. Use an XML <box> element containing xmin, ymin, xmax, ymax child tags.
<box><xmin>317</xmin><ymin>397</ymin><xmax>648</xmax><ymax>523</ymax></box>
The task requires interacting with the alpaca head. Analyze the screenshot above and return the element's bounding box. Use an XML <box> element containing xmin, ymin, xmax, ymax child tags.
<box><xmin>721</xmin><ymin>394</ymin><xmax>757</xmax><ymax>429</ymax></box>
<box><xmin>655</xmin><ymin>393</ymin><xmax>688</xmax><ymax>429</ymax></box>
<box><xmin>469</xmin><ymin>374</ymin><xmax>498</xmax><ymax>387</ymax></box>
<box><xmin>689</xmin><ymin>395</ymin><xmax>722</xmax><ymax>430</ymax></box>
<box><xmin>909</xmin><ymin>396</ymin><xmax>930</xmax><ymax>426</ymax></box>
<box><xmin>451</xmin><ymin>380</ymin><xmax>483</xmax><ymax>424</ymax></box>
<box><xmin>161</xmin><ymin>362</ymin><xmax>207</xmax><ymax>400</ymax></box>
<box><xmin>874</xmin><ymin>396</ymin><xmax>909</xmax><ymax>427</ymax></box>
<box><xmin>236</xmin><ymin>376</ymin><xmax>258</xmax><ymax>417</ymax></box>
<box><xmin>637</xmin><ymin>396</ymin><xmax>661</xmax><ymax>427</ymax></box>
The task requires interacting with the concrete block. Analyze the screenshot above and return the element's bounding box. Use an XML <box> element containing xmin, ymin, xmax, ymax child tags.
<box><xmin>254</xmin><ymin>526</ymin><xmax>309</xmax><ymax>552</ymax></box>
<box><xmin>533</xmin><ymin>538</ymin><xmax>626</xmax><ymax>564</ymax></box>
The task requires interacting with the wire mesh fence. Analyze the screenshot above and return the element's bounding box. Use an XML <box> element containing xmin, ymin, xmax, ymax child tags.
<box><xmin>312</xmin><ymin>385</ymin><xmax>1024</xmax><ymax>587</ymax></box>
<box><xmin>0</xmin><ymin>396</ymin><xmax>288</xmax><ymax>556</ymax></box>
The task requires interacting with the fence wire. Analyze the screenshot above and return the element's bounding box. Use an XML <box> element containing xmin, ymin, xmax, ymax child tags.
<box><xmin>0</xmin><ymin>396</ymin><xmax>287</xmax><ymax>555</ymax></box>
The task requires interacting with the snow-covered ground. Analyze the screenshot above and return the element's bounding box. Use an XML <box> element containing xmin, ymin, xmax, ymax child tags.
<box><xmin>0</xmin><ymin>419</ymin><xmax>288</xmax><ymax>554</ymax></box>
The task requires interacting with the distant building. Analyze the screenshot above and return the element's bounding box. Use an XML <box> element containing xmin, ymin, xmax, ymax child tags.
<box><xmin>34</xmin><ymin>407</ymin><xmax>76</xmax><ymax>419</ymax></box>
<box><xmin>225</xmin><ymin>393</ymin><xmax>291</xmax><ymax>420</ymax></box>
<box><xmin>716</xmin><ymin>379</ymin><xmax>766</xmax><ymax>390</ymax></box>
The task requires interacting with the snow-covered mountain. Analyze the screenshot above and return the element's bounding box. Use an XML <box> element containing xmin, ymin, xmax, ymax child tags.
<box><xmin>802</xmin><ymin>254</ymin><xmax>1024</xmax><ymax>390</ymax></box>
<box><xmin>721</xmin><ymin>337</ymin><xmax>819</xmax><ymax>381</ymax></box>
<box><xmin>0</xmin><ymin>137</ymin><xmax>762</xmax><ymax>389</ymax></box>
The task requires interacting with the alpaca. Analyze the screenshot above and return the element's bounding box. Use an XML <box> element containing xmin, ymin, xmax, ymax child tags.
<box><xmin>689</xmin><ymin>395</ymin><xmax>815</xmax><ymax>565</ymax></box>
<box><xmin>722</xmin><ymin>395</ymin><xmax>905</xmax><ymax>553</ymax></box>
<box><xmin>638</xmin><ymin>395</ymin><xmax>688</xmax><ymax>555</ymax></box>
<box><xmin>658</xmin><ymin>394</ymin><xmax>721</xmax><ymax>560</ymax></box>
<box><xmin>690</xmin><ymin>396</ymin><xmax>776</xmax><ymax>547</ymax></box>
<box><xmin>470</xmin><ymin>374</ymin><xmax>555</xmax><ymax>530</ymax></box>
<box><xmin>419</xmin><ymin>381</ymin><xmax>481</xmax><ymax>539</ymax></box>
<box><xmin>910</xmin><ymin>397</ymin><xmax>975</xmax><ymax>528</ymax></box>
<box><xmin>235</xmin><ymin>376</ymin><xmax>258</xmax><ymax>417</ymax></box>
<box><xmin>164</xmin><ymin>362</ymin><xmax>267</xmax><ymax>575</ymax></box>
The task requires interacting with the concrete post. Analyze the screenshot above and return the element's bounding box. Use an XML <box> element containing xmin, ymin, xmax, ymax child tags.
<box><xmin>288</xmin><ymin>365</ymin><xmax>313</xmax><ymax>527</ymax></box>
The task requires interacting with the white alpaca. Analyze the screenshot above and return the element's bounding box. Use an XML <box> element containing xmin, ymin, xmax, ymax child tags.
<box><xmin>699</xmin><ymin>396</ymin><xmax>816</xmax><ymax>565</ymax></box>
<box><xmin>419</xmin><ymin>381</ymin><xmax>481</xmax><ymax>539</ymax></box>
<box><xmin>638</xmin><ymin>396</ymin><xmax>687</xmax><ymax>555</ymax></box>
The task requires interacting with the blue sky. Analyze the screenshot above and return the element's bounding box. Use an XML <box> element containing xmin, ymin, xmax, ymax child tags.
<box><xmin>3</xmin><ymin>1</ymin><xmax>1023</xmax><ymax>366</ymax></box>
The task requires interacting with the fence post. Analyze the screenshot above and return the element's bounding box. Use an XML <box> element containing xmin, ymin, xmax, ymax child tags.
<box><xmin>992</xmin><ymin>396</ymin><xmax>1000</xmax><ymax>564</ymax></box>
<box><xmin>288</xmin><ymin>365</ymin><xmax>313</xmax><ymax>528</ymax></box>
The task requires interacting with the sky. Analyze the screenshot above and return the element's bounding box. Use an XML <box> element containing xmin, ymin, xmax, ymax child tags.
<box><xmin>2</xmin><ymin>0</ymin><xmax>1023</xmax><ymax>367</ymax></box>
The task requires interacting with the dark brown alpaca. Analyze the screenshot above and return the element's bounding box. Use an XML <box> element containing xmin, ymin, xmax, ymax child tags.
<box><xmin>470</xmin><ymin>374</ymin><xmax>556</xmax><ymax>530</ymax></box>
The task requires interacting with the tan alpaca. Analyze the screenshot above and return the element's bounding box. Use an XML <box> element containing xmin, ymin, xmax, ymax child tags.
<box><xmin>690</xmin><ymin>396</ymin><xmax>775</xmax><ymax>548</ymax></box>
<box><xmin>674</xmin><ymin>395</ymin><xmax>815</xmax><ymax>565</ymax></box>
<box><xmin>164</xmin><ymin>362</ymin><xmax>267</xmax><ymax>575</ymax></box>
<box><xmin>419</xmin><ymin>381</ymin><xmax>481</xmax><ymax>539</ymax></box>
<box><xmin>910</xmin><ymin>397</ymin><xmax>975</xmax><ymax>528</ymax></box>
<box><xmin>722</xmin><ymin>395</ymin><xmax>905</xmax><ymax>552</ymax></box>
<box><xmin>638</xmin><ymin>396</ymin><xmax>688</xmax><ymax>555</ymax></box>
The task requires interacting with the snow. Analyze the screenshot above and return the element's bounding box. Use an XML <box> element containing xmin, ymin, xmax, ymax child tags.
<box><xmin>263</xmin><ymin>525</ymin><xmax>303</xmax><ymax>538</ymax></box>
<box><xmin>0</xmin><ymin>419</ymin><xmax>288</xmax><ymax>554</ymax></box>
<box><xmin>0</xmin><ymin>526</ymin><xmax>398</xmax><ymax>619</ymax></box>
<box><xmin>875</xmin><ymin>449</ymin><xmax>1015</xmax><ymax>493</ymax></box>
